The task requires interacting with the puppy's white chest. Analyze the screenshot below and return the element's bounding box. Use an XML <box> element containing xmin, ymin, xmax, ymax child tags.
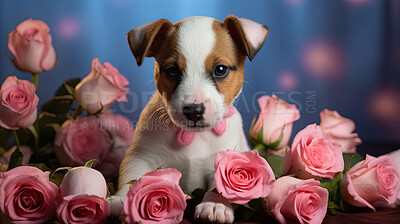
<box><xmin>163</xmin><ymin>112</ymin><xmax>249</xmax><ymax>192</ymax></box>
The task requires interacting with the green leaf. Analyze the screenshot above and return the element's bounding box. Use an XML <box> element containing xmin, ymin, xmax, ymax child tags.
<box><xmin>343</xmin><ymin>153</ymin><xmax>364</xmax><ymax>173</ymax></box>
<box><xmin>71</xmin><ymin>105</ymin><xmax>84</xmax><ymax>119</ymax></box>
<box><xmin>40</xmin><ymin>78</ymin><xmax>81</xmax><ymax>115</ymax></box>
<box><xmin>266</xmin><ymin>125</ymin><xmax>284</xmax><ymax>150</ymax></box>
<box><xmin>52</xmin><ymin>95</ymin><xmax>74</xmax><ymax>100</ymax></box>
<box><xmin>264</xmin><ymin>155</ymin><xmax>283</xmax><ymax>178</ymax></box>
<box><xmin>51</xmin><ymin>166</ymin><xmax>72</xmax><ymax>179</ymax></box>
<box><xmin>186</xmin><ymin>188</ymin><xmax>207</xmax><ymax>208</ymax></box>
<box><xmin>248</xmin><ymin>113</ymin><xmax>258</xmax><ymax>146</ymax></box>
<box><xmin>15</xmin><ymin>128</ymin><xmax>32</xmax><ymax>147</ymax></box>
<box><xmin>327</xmin><ymin>200</ymin><xmax>340</xmax><ymax>215</ymax></box>
<box><xmin>233</xmin><ymin>199</ymin><xmax>261</xmax><ymax>221</ymax></box>
<box><xmin>127</xmin><ymin>179</ymin><xmax>138</xmax><ymax>188</ymax></box>
<box><xmin>119</xmin><ymin>213</ymin><xmax>128</xmax><ymax>224</ymax></box>
<box><xmin>0</xmin><ymin>128</ymin><xmax>12</xmax><ymax>150</ymax></box>
<box><xmin>27</xmin><ymin>125</ymin><xmax>39</xmax><ymax>150</ymax></box>
<box><xmin>84</xmin><ymin>159</ymin><xmax>99</xmax><ymax>168</ymax></box>
<box><xmin>7</xmin><ymin>147</ymin><xmax>23</xmax><ymax>170</ymax></box>
<box><xmin>50</xmin><ymin>172</ymin><xmax>65</xmax><ymax>186</ymax></box>
<box><xmin>64</xmin><ymin>83</ymin><xmax>75</xmax><ymax>95</ymax></box>
<box><xmin>0</xmin><ymin>146</ymin><xmax>5</xmax><ymax>156</ymax></box>
<box><xmin>321</xmin><ymin>172</ymin><xmax>343</xmax><ymax>212</ymax></box>
<box><xmin>44</xmin><ymin>123</ymin><xmax>61</xmax><ymax>132</ymax></box>
<box><xmin>0</xmin><ymin>210</ymin><xmax>12</xmax><ymax>224</ymax></box>
<box><xmin>155</xmin><ymin>164</ymin><xmax>164</xmax><ymax>170</ymax></box>
<box><xmin>29</xmin><ymin>163</ymin><xmax>53</xmax><ymax>172</ymax></box>
<box><xmin>59</xmin><ymin>79</ymin><xmax>80</xmax><ymax>96</ymax></box>
<box><xmin>256</xmin><ymin>126</ymin><xmax>263</xmax><ymax>143</ymax></box>
<box><xmin>107</xmin><ymin>183</ymin><xmax>115</xmax><ymax>198</ymax></box>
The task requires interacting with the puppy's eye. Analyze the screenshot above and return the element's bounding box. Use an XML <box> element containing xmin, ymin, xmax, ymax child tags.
<box><xmin>213</xmin><ymin>65</ymin><xmax>229</xmax><ymax>78</ymax></box>
<box><xmin>164</xmin><ymin>65</ymin><xmax>180</xmax><ymax>80</ymax></box>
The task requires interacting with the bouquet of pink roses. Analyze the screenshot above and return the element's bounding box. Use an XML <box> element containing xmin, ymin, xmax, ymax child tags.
<box><xmin>246</xmin><ymin>94</ymin><xmax>400</xmax><ymax>223</ymax></box>
<box><xmin>1</xmin><ymin>18</ymin><xmax>399</xmax><ymax>224</ymax></box>
<box><xmin>0</xmin><ymin>19</ymin><xmax>134</xmax><ymax>223</ymax></box>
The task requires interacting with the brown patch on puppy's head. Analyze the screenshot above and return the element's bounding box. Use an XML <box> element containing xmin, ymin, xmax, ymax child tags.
<box><xmin>204</xmin><ymin>16</ymin><xmax>269</xmax><ymax>106</ymax></box>
<box><xmin>205</xmin><ymin>21</ymin><xmax>246</xmax><ymax>106</ymax></box>
<box><xmin>127</xmin><ymin>19</ymin><xmax>185</xmax><ymax>101</ymax></box>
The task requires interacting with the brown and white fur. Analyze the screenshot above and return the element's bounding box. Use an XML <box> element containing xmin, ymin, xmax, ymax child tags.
<box><xmin>109</xmin><ymin>15</ymin><xmax>268</xmax><ymax>223</ymax></box>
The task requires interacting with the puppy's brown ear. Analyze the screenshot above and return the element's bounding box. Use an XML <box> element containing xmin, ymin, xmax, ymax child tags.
<box><xmin>223</xmin><ymin>15</ymin><xmax>269</xmax><ymax>61</ymax></box>
<box><xmin>127</xmin><ymin>19</ymin><xmax>173</xmax><ymax>66</ymax></box>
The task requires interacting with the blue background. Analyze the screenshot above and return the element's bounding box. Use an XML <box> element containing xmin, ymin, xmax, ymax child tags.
<box><xmin>1</xmin><ymin>0</ymin><xmax>399</xmax><ymax>154</ymax></box>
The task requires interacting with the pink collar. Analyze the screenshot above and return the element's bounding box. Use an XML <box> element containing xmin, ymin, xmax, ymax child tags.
<box><xmin>176</xmin><ymin>106</ymin><xmax>235</xmax><ymax>146</ymax></box>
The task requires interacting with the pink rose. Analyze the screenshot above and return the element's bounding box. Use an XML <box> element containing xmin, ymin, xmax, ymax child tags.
<box><xmin>340</xmin><ymin>154</ymin><xmax>400</xmax><ymax>211</ymax></box>
<box><xmin>96</xmin><ymin>136</ymin><xmax>129</xmax><ymax>181</ymax></box>
<box><xmin>99</xmin><ymin>111</ymin><xmax>135</xmax><ymax>144</ymax></box>
<box><xmin>267</xmin><ymin>176</ymin><xmax>328</xmax><ymax>224</ymax></box>
<box><xmin>0</xmin><ymin>76</ymin><xmax>39</xmax><ymax>130</ymax></box>
<box><xmin>54</xmin><ymin>116</ymin><xmax>112</xmax><ymax>166</ymax></box>
<box><xmin>0</xmin><ymin>166</ymin><xmax>58</xmax><ymax>224</ymax></box>
<box><xmin>388</xmin><ymin>149</ymin><xmax>400</xmax><ymax>207</ymax></box>
<box><xmin>0</xmin><ymin>146</ymin><xmax>33</xmax><ymax>171</ymax></box>
<box><xmin>320</xmin><ymin>109</ymin><xmax>362</xmax><ymax>153</ymax></box>
<box><xmin>96</xmin><ymin>112</ymin><xmax>134</xmax><ymax>180</ymax></box>
<box><xmin>123</xmin><ymin>168</ymin><xmax>189</xmax><ymax>224</ymax></box>
<box><xmin>57</xmin><ymin>167</ymin><xmax>110</xmax><ymax>224</ymax></box>
<box><xmin>282</xmin><ymin>124</ymin><xmax>344</xmax><ymax>179</ymax></box>
<box><xmin>250</xmin><ymin>95</ymin><xmax>300</xmax><ymax>151</ymax></box>
<box><xmin>8</xmin><ymin>19</ymin><xmax>56</xmax><ymax>73</ymax></box>
<box><xmin>74</xmin><ymin>58</ymin><xmax>129</xmax><ymax>114</ymax></box>
<box><xmin>214</xmin><ymin>150</ymin><xmax>275</xmax><ymax>204</ymax></box>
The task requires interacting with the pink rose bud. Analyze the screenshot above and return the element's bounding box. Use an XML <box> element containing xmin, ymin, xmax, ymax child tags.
<box><xmin>340</xmin><ymin>154</ymin><xmax>400</xmax><ymax>211</ymax></box>
<box><xmin>8</xmin><ymin>19</ymin><xmax>56</xmax><ymax>73</ymax></box>
<box><xmin>214</xmin><ymin>150</ymin><xmax>275</xmax><ymax>204</ymax></box>
<box><xmin>54</xmin><ymin>116</ymin><xmax>112</xmax><ymax>167</ymax></box>
<box><xmin>98</xmin><ymin>111</ymin><xmax>135</xmax><ymax>144</ymax></box>
<box><xmin>74</xmin><ymin>58</ymin><xmax>129</xmax><ymax>114</ymax></box>
<box><xmin>320</xmin><ymin>109</ymin><xmax>362</xmax><ymax>153</ymax></box>
<box><xmin>388</xmin><ymin>149</ymin><xmax>400</xmax><ymax>207</ymax></box>
<box><xmin>267</xmin><ymin>176</ymin><xmax>328</xmax><ymax>224</ymax></box>
<box><xmin>283</xmin><ymin>124</ymin><xmax>344</xmax><ymax>179</ymax></box>
<box><xmin>0</xmin><ymin>76</ymin><xmax>39</xmax><ymax>130</ymax></box>
<box><xmin>123</xmin><ymin>168</ymin><xmax>188</xmax><ymax>224</ymax></box>
<box><xmin>250</xmin><ymin>95</ymin><xmax>300</xmax><ymax>150</ymax></box>
<box><xmin>57</xmin><ymin>167</ymin><xmax>110</xmax><ymax>224</ymax></box>
<box><xmin>0</xmin><ymin>166</ymin><xmax>59</xmax><ymax>224</ymax></box>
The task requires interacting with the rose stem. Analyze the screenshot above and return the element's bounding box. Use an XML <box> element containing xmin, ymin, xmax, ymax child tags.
<box><xmin>27</xmin><ymin>125</ymin><xmax>39</xmax><ymax>150</ymax></box>
<box><xmin>32</xmin><ymin>73</ymin><xmax>39</xmax><ymax>91</ymax></box>
<box><xmin>253</xmin><ymin>143</ymin><xmax>266</xmax><ymax>152</ymax></box>
<box><xmin>12</xmin><ymin>130</ymin><xmax>20</xmax><ymax>151</ymax></box>
<box><xmin>72</xmin><ymin>106</ymin><xmax>83</xmax><ymax>119</ymax></box>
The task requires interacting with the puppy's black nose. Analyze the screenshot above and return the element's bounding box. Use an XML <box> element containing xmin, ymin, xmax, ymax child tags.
<box><xmin>183</xmin><ymin>103</ymin><xmax>205</xmax><ymax>122</ymax></box>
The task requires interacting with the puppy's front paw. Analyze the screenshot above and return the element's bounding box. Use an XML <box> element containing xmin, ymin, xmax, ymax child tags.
<box><xmin>195</xmin><ymin>201</ymin><xmax>234</xmax><ymax>223</ymax></box>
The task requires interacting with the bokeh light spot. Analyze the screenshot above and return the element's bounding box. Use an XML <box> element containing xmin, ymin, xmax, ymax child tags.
<box><xmin>285</xmin><ymin>0</ymin><xmax>302</xmax><ymax>5</ymax></box>
<box><xmin>345</xmin><ymin>0</ymin><xmax>373</xmax><ymax>5</ymax></box>
<box><xmin>277</xmin><ymin>71</ymin><xmax>298</xmax><ymax>90</ymax></box>
<box><xmin>301</xmin><ymin>40</ymin><xmax>346</xmax><ymax>80</ymax></box>
<box><xmin>57</xmin><ymin>17</ymin><xmax>80</xmax><ymax>40</ymax></box>
<box><xmin>368</xmin><ymin>88</ymin><xmax>400</xmax><ymax>125</ymax></box>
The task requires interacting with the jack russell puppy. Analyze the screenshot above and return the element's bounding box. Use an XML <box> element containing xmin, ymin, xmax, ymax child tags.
<box><xmin>109</xmin><ymin>15</ymin><xmax>268</xmax><ymax>223</ymax></box>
